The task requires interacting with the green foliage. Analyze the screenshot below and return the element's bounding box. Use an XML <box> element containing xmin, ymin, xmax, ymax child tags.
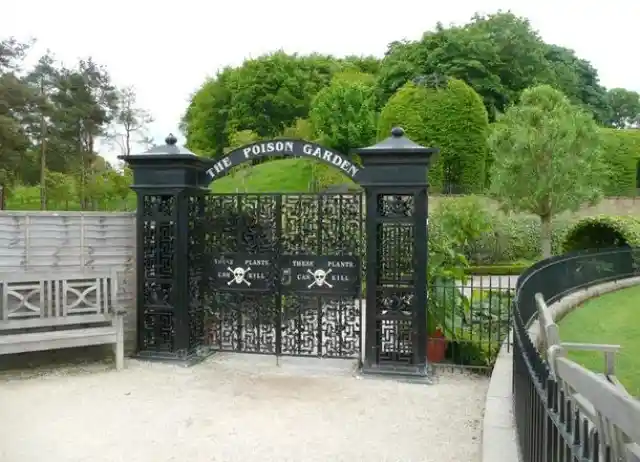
<box><xmin>377</xmin><ymin>82</ymin><xmax>444</xmax><ymax>187</ymax></box>
<box><xmin>489</xmin><ymin>84</ymin><xmax>607</xmax><ymax>258</ymax></box>
<box><xmin>209</xmin><ymin>157</ymin><xmax>356</xmax><ymax>194</ymax></box>
<box><xmin>431</xmin><ymin>195</ymin><xmax>492</xmax><ymax>256</ymax></box>
<box><xmin>562</xmin><ymin>215</ymin><xmax>640</xmax><ymax>252</ymax></box>
<box><xmin>544</xmin><ymin>45</ymin><xmax>610</xmax><ymax>125</ymax></box>
<box><xmin>5</xmin><ymin>169</ymin><xmax>134</xmax><ymax>211</ymax></box>
<box><xmin>378</xmin><ymin>79</ymin><xmax>488</xmax><ymax>192</ymax></box>
<box><xmin>309</xmin><ymin>74</ymin><xmax>377</xmax><ymax>154</ymax></box>
<box><xmin>606</xmin><ymin>88</ymin><xmax>640</xmax><ymax>128</ymax></box>
<box><xmin>0</xmin><ymin>36</ymin><xmax>149</xmax><ymax>211</ymax></box>
<box><xmin>281</xmin><ymin>118</ymin><xmax>315</xmax><ymax>140</ymax></box>
<box><xmin>183</xmin><ymin>53</ymin><xmax>345</xmax><ymax>158</ymax></box>
<box><xmin>376</xmin><ymin>12</ymin><xmax>610</xmax><ymax>124</ymax></box>
<box><xmin>430</xmin><ymin>197</ymin><xmax>573</xmax><ymax>265</ymax></box>
<box><xmin>464</xmin><ymin>264</ymin><xmax>529</xmax><ymax>276</ymax></box>
<box><xmin>599</xmin><ymin>128</ymin><xmax>640</xmax><ymax>196</ymax></box>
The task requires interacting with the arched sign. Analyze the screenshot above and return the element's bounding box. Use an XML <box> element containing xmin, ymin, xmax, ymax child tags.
<box><xmin>203</xmin><ymin>139</ymin><xmax>364</xmax><ymax>184</ymax></box>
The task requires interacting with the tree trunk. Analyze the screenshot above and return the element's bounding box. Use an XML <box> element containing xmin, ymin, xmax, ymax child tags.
<box><xmin>39</xmin><ymin>114</ymin><xmax>47</xmax><ymax>210</ymax></box>
<box><xmin>540</xmin><ymin>214</ymin><xmax>552</xmax><ymax>259</ymax></box>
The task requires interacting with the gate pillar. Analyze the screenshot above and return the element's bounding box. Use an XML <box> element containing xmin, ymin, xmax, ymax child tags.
<box><xmin>353</xmin><ymin>127</ymin><xmax>438</xmax><ymax>379</ymax></box>
<box><xmin>119</xmin><ymin>134</ymin><xmax>211</xmax><ymax>364</ymax></box>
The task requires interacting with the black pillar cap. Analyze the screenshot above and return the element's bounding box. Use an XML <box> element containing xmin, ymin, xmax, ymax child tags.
<box><xmin>352</xmin><ymin>127</ymin><xmax>438</xmax><ymax>166</ymax></box>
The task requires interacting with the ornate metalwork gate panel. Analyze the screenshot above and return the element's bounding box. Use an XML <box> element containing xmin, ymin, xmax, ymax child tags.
<box><xmin>203</xmin><ymin>193</ymin><xmax>363</xmax><ymax>358</ymax></box>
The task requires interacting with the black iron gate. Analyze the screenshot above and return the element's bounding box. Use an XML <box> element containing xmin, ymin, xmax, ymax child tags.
<box><xmin>202</xmin><ymin>193</ymin><xmax>363</xmax><ymax>358</ymax></box>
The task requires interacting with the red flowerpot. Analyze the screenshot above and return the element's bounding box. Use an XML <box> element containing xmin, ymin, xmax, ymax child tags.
<box><xmin>427</xmin><ymin>328</ymin><xmax>447</xmax><ymax>363</ymax></box>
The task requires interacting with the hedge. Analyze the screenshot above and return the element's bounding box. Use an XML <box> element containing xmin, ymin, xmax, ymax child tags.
<box><xmin>464</xmin><ymin>264</ymin><xmax>530</xmax><ymax>276</ymax></box>
<box><xmin>378</xmin><ymin>78</ymin><xmax>489</xmax><ymax>193</ymax></box>
<box><xmin>562</xmin><ymin>215</ymin><xmax>640</xmax><ymax>252</ymax></box>
<box><xmin>599</xmin><ymin>128</ymin><xmax>640</xmax><ymax>197</ymax></box>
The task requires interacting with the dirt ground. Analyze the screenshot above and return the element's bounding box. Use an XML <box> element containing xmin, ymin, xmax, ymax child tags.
<box><xmin>0</xmin><ymin>354</ymin><xmax>489</xmax><ymax>462</ymax></box>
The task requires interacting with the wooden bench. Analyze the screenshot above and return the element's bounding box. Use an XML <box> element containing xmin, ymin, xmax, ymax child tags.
<box><xmin>549</xmin><ymin>352</ymin><xmax>640</xmax><ymax>461</ymax></box>
<box><xmin>0</xmin><ymin>269</ymin><xmax>125</xmax><ymax>370</ymax></box>
<box><xmin>535</xmin><ymin>292</ymin><xmax>624</xmax><ymax>384</ymax></box>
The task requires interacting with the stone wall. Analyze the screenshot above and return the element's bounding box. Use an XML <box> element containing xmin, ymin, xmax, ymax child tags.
<box><xmin>0</xmin><ymin>211</ymin><xmax>138</xmax><ymax>353</ymax></box>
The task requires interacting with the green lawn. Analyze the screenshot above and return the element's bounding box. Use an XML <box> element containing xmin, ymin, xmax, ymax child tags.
<box><xmin>558</xmin><ymin>285</ymin><xmax>640</xmax><ymax>397</ymax></box>
<box><xmin>210</xmin><ymin>157</ymin><xmax>357</xmax><ymax>193</ymax></box>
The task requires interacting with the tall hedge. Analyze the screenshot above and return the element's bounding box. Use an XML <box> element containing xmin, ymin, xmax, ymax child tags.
<box><xmin>562</xmin><ymin>215</ymin><xmax>640</xmax><ymax>252</ymax></box>
<box><xmin>377</xmin><ymin>79</ymin><xmax>489</xmax><ymax>193</ymax></box>
<box><xmin>599</xmin><ymin>128</ymin><xmax>640</xmax><ymax>197</ymax></box>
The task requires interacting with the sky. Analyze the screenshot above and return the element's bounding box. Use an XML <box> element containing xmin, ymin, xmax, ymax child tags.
<box><xmin>5</xmin><ymin>0</ymin><xmax>639</xmax><ymax>165</ymax></box>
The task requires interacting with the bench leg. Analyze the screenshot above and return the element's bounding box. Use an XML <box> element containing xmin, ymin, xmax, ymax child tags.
<box><xmin>114</xmin><ymin>315</ymin><xmax>124</xmax><ymax>371</ymax></box>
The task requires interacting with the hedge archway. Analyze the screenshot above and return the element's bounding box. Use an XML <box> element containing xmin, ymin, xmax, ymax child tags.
<box><xmin>562</xmin><ymin>215</ymin><xmax>640</xmax><ymax>252</ymax></box>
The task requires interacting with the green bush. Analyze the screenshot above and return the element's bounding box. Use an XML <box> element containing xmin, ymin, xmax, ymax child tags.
<box><xmin>562</xmin><ymin>215</ymin><xmax>640</xmax><ymax>252</ymax></box>
<box><xmin>464</xmin><ymin>264</ymin><xmax>529</xmax><ymax>276</ymax></box>
<box><xmin>430</xmin><ymin>197</ymin><xmax>573</xmax><ymax>264</ymax></box>
<box><xmin>378</xmin><ymin>78</ymin><xmax>489</xmax><ymax>193</ymax></box>
<box><xmin>377</xmin><ymin>82</ymin><xmax>444</xmax><ymax>189</ymax></box>
<box><xmin>599</xmin><ymin>128</ymin><xmax>640</xmax><ymax>197</ymax></box>
<box><xmin>430</xmin><ymin>195</ymin><xmax>492</xmax><ymax>257</ymax></box>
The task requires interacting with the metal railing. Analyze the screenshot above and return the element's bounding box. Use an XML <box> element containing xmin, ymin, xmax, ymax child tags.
<box><xmin>513</xmin><ymin>247</ymin><xmax>640</xmax><ymax>461</ymax></box>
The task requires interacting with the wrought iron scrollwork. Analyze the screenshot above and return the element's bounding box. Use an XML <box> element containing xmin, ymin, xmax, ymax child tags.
<box><xmin>140</xmin><ymin>194</ymin><xmax>176</xmax><ymax>352</ymax></box>
<box><xmin>203</xmin><ymin>193</ymin><xmax>363</xmax><ymax>358</ymax></box>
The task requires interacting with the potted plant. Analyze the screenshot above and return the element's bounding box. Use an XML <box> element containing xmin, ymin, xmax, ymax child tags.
<box><xmin>426</xmin><ymin>325</ymin><xmax>447</xmax><ymax>363</ymax></box>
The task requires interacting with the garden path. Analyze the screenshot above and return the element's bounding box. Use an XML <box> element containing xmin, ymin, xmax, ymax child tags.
<box><xmin>0</xmin><ymin>354</ymin><xmax>488</xmax><ymax>462</ymax></box>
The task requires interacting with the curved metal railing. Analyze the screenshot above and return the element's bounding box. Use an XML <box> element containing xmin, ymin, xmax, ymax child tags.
<box><xmin>512</xmin><ymin>247</ymin><xmax>640</xmax><ymax>462</ymax></box>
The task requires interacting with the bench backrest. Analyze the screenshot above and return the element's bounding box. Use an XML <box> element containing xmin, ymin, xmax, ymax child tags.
<box><xmin>535</xmin><ymin>292</ymin><xmax>561</xmax><ymax>350</ymax></box>
<box><xmin>0</xmin><ymin>269</ymin><xmax>119</xmax><ymax>330</ymax></box>
<box><xmin>553</xmin><ymin>355</ymin><xmax>640</xmax><ymax>462</ymax></box>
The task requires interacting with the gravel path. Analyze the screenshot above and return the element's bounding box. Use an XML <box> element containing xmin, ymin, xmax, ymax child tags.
<box><xmin>0</xmin><ymin>354</ymin><xmax>488</xmax><ymax>462</ymax></box>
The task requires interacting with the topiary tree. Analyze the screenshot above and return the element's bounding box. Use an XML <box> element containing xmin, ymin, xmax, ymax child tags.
<box><xmin>377</xmin><ymin>81</ymin><xmax>442</xmax><ymax>187</ymax></box>
<box><xmin>488</xmin><ymin>85</ymin><xmax>607</xmax><ymax>258</ymax></box>
<box><xmin>378</xmin><ymin>77</ymin><xmax>489</xmax><ymax>193</ymax></box>
<box><xmin>599</xmin><ymin>128</ymin><xmax>639</xmax><ymax>196</ymax></box>
<box><xmin>562</xmin><ymin>215</ymin><xmax>640</xmax><ymax>252</ymax></box>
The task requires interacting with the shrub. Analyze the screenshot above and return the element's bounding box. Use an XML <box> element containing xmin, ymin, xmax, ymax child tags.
<box><xmin>378</xmin><ymin>78</ymin><xmax>489</xmax><ymax>193</ymax></box>
<box><xmin>430</xmin><ymin>197</ymin><xmax>574</xmax><ymax>264</ymax></box>
<box><xmin>599</xmin><ymin>128</ymin><xmax>640</xmax><ymax>197</ymax></box>
<box><xmin>562</xmin><ymin>215</ymin><xmax>640</xmax><ymax>252</ymax></box>
<box><xmin>465</xmin><ymin>264</ymin><xmax>529</xmax><ymax>276</ymax></box>
<box><xmin>377</xmin><ymin>82</ymin><xmax>444</xmax><ymax>189</ymax></box>
<box><xmin>430</xmin><ymin>195</ymin><xmax>493</xmax><ymax>259</ymax></box>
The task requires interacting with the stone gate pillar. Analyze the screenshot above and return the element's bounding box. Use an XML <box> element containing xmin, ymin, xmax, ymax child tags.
<box><xmin>119</xmin><ymin>134</ymin><xmax>210</xmax><ymax>364</ymax></box>
<box><xmin>353</xmin><ymin>127</ymin><xmax>437</xmax><ymax>379</ymax></box>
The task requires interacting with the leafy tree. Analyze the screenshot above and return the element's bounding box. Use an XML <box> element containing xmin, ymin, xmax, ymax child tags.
<box><xmin>24</xmin><ymin>51</ymin><xmax>59</xmax><ymax>208</ymax></box>
<box><xmin>108</xmin><ymin>86</ymin><xmax>154</xmax><ymax>156</ymax></box>
<box><xmin>544</xmin><ymin>45</ymin><xmax>611</xmax><ymax>125</ymax></box>
<box><xmin>376</xmin><ymin>12</ymin><xmax>610</xmax><ymax>123</ymax></box>
<box><xmin>309</xmin><ymin>73</ymin><xmax>377</xmax><ymax>154</ymax></box>
<box><xmin>182</xmin><ymin>71</ymin><xmax>233</xmax><ymax>158</ymax></box>
<box><xmin>606</xmin><ymin>88</ymin><xmax>640</xmax><ymax>128</ymax></box>
<box><xmin>281</xmin><ymin>118</ymin><xmax>314</xmax><ymax>140</ymax></box>
<box><xmin>488</xmin><ymin>85</ymin><xmax>606</xmax><ymax>258</ymax></box>
<box><xmin>0</xmin><ymin>37</ymin><xmax>37</xmax><ymax>184</ymax></box>
<box><xmin>183</xmin><ymin>52</ymin><xmax>354</xmax><ymax>158</ymax></box>
<box><xmin>377</xmin><ymin>13</ymin><xmax>553</xmax><ymax>120</ymax></box>
<box><xmin>45</xmin><ymin>170</ymin><xmax>75</xmax><ymax>208</ymax></box>
<box><xmin>378</xmin><ymin>78</ymin><xmax>489</xmax><ymax>192</ymax></box>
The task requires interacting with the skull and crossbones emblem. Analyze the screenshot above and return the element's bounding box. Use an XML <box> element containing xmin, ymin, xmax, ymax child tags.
<box><xmin>307</xmin><ymin>268</ymin><xmax>333</xmax><ymax>288</ymax></box>
<box><xmin>227</xmin><ymin>266</ymin><xmax>251</xmax><ymax>286</ymax></box>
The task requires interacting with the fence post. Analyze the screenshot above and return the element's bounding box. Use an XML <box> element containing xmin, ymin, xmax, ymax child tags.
<box><xmin>354</xmin><ymin>127</ymin><xmax>438</xmax><ymax>379</ymax></box>
<box><xmin>119</xmin><ymin>134</ymin><xmax>210</xmax><ymax>364</ymax></box>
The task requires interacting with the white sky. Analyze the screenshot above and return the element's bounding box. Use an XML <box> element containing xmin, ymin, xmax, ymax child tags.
<box><xmin>5</xmin><ymin>0</ymin><xmax>639</xmax><ymax>165</ymax></box>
